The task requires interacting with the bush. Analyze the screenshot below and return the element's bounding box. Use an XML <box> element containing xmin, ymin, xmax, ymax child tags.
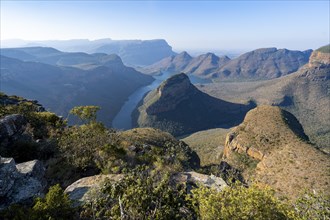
<box><xmin>32</xmin><ymin>184</ymin><xmax>75</xmax><ymax>220</ymax></box>
<box><xmin>58</xmin><ymin>122</ymin><xmax>125</xmax><ymax>172</ymax></box>
<box><xmin>0</xmin><ymin>185</ymin><xmax>75</xmax><ymax>220</ymax></box>
<box><xmin>294</xmin><ymin>190</ymin><xmax>330</xmax><ymax>220</ymax></box>
<box><xmin>190</xmin><ymin>183</ymin><xmax>294</xmax><ymax>220</ymax></box>
<box><xmin>80</xmin><ymin>169</ymin><xmax>196</xmax><ymax>219</ymax></box>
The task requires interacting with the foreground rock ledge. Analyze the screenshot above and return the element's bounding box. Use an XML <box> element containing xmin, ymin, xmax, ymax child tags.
<box><xmin>65</xmin><ymin>171</ymin><xmax>228</xmax><ymax>206</ymax></box>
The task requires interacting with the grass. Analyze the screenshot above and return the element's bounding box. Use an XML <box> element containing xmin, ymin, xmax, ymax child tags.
<box><xmin>182</xmin><ymin>128</ymin><xmax>229</xmax><ymax>166</ymax></box>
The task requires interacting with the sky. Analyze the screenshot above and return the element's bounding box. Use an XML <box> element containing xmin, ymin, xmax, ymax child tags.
<box><xmin>1</xmin><ymin>0</ymin><xmax>329</xmax><ymax>52</ymax></box>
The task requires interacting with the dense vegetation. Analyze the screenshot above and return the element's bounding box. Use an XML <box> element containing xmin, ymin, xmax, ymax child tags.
<box><xmin>1</xmin><ymin>93</ymin><xmax>329</xmax><ymax>219</ymax></box>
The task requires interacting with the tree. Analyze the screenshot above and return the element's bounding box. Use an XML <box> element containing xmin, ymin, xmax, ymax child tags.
<box><xmin>69</xmin><ymin>105</ymin><xmax>101</xmax><ymax>124</ymax></box>
<box><xmin>32</xmin><ymin>184</ymin><xmax>75</xmax><ymax>220</ymax></box>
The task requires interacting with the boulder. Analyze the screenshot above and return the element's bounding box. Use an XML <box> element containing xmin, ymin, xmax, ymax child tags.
<box><xmin>173</xmin><ymin>171</ymin><xmax>228</xmax><ymax>192</ymax></box>
<box><xmin>65</xmin><ymin>174</ymin><xmax>124</xmax><ymax>206</ymax></box>
<box><xmin>0</xmin><ymin>114</ymin><xmax>27</xmax><ymax>144</ymax></box>
<box><xmin>0</xmin><ymin>156</ymin><xmax>46</xmax><ymax>209</ymax></box>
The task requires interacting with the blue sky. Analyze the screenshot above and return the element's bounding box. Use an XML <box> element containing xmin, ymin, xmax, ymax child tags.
<box><xmin>1</xmin><ymin>1</ymin><xmax>329</xmax><ymax>51</ymax></box>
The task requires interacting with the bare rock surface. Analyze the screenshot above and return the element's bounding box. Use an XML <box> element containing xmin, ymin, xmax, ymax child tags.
<box><xmin>0</xmin><ymin>156</ymin><xmax>46</xmax><ymax>209</ymax></box>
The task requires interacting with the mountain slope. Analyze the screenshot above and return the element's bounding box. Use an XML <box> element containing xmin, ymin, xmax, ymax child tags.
<box><xmin>211</xmin><ymin>48</ymin><xmax>312</xmax><ymax>80</ymax></box>
<box><xmin>0</xmin><ymin>55</ymin><xmax>153</xmax><ymax>126</ymax></box>
<box><xmin>142</xmin><ymin>52</ymin><xmax>230</xmax><ymax>77</ymax></box>
<box><xmin>223</xmin><ymin>105</ymin><xmax>330</xmax><ymax>199</ymax></box>
<box><xmin>183</xmin><ymin>53</ymin><xmax>230</xmax><ymax>76</ymax></box>
<box><xmin>198</xmin><ymin>47</ymin><xmax>330</xmax><ymax>151</ymax></box>
<box><xmin>142</xmin><ymin>48</ymin><xmax>311</xmax><ymax>80</ymax></box>
<box><xmin>1</xmin><ymin>39</ymin><xmax>176</xmax><ymax>66</ymax></box>
<box><xmin>134</xmin><ymin>73</ymin><xmax>255</xmax><ymax>136</ymax></box>
<box><xmin>142</xmin><ymin>51</ymin><xmax>193</xmax><ymax>74</ymax></box>
<box><xmin>0</xmin><ymin>47</ymin><xmax>128</xmax><ymax>69</ymax></box>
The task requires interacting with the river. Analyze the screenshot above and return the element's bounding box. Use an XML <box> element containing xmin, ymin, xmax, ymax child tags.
<box><xmin>112</xmin><ymin>72</ymin><xmax>211</xmax><ymax>130</ymax></box>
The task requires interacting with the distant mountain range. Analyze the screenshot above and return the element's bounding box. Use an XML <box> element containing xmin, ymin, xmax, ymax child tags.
<box><xmin>133</xmin><ymin>73</ymin><xmax>255</xmax><ymax>136</ymax></box>
<box><xmin>198</xmin><ymin>47</ymin><xmax>330</xmax><ymax>151</ymax></box>
<box><xmin>142</xmin><ymin>48</ymin><xmax>312</xmax><ymax>80</ymax></box>
<box><xmin>0</xmin><ymin>48</ymin><xmax>153</xmax><ymax>125</ymax></box>
<box><xmin>1</xmin><ymin>38</ymin><xmax>176</xmax><ymax>66</ymax></box>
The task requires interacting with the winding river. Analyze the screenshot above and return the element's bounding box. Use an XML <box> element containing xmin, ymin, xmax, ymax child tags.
<box><xmin>112</xmin><ymin>72</ymin><xmax>211</xmax><ymax>130</ymax></box>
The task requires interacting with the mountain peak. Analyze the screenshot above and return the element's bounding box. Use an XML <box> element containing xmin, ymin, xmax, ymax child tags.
<box><xmin>144</xmin><ymin>73</ymin><xmax>197</xmax><ymax>116</ymax></box>
<box><xmin>176</xmin><ymin>51</ymin><xmax>192</xmax><ymax>59</ymax></box>
<box><xmin>155</xmin><ymin>73</ymin><xmax>194</xmax><ymax>107</ymax></box>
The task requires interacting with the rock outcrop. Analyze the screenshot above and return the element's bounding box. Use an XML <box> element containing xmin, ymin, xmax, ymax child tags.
<box><xmin>0</xmin><ymin>156</ymin><xmax>46</xmax><ymax>209</ymax></box>
<box><xmin>0</xmin><ymin>114</ymin><xmax>28</xmax><ymax>149</ymax></box>
<box><xmin>222</xmin><ymin>106</ymin><xmax>330</xmax><ymax>199</ymax></box>
<box><xmin>308</xmin><ymin>50</ymin><xmax>330</xmax><ymax>68</ymax></box>
<box><xmin>65</xmin><ymin>174</ymin><xmax>124</xmax><ymax>206</ymax></box>
<box><xmin>173</xmin><ymin>171</ymin><xmax>228</xmax><ymax>192</ymax></box>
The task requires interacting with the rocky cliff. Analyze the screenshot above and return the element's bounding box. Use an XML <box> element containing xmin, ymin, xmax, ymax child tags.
<box><xmin>308</xmin><ymin>49</ymin><xmax>330</xmax><ymax>68</ymax></box>
<box><xmin>222</xmin><ymin>106</ymin><xmax>330</xmax><ymax>199</ymax></box>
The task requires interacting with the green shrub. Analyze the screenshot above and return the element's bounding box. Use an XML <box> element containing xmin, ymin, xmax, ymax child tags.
<box><xmin>190</xmin><ymin>183</ymin><xmax>295</xmax><ymax>220</ymax></box>
<box><xmin>80</xmin><ymin>169</ymin><xmax>196</xmax><ymax>219</ymax></box>
<box><xmin>32</xmin><ymin>184</ymin><xmax>75</xmax><ymax>220</ymax></box>
<box><xmin>293</xmin><ymin>190</ymin><xmax>330</xmax><ymax>220</ymax></box>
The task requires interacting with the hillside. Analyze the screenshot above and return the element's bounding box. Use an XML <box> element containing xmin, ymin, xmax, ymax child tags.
<box><xmin>1</xmin><ymin>39</ymin><xmax>176</xmax><ymax>66</ymax></box>
<box><xmin>142</xmin><ymin>51</ymin><xmax>193</xmax><ymax>74</ymax></box>
<box><xmin>183</xmin><ymin>53</ymin><xmax>230</xmax><ymax>76</ymax></box>
<box><xmin>1</xmin><ymin>47</ymin><xmax>132</xmax><ymax>69</ymax></box>
<box><xmin>1</xmin><ymin>94</ymin><xmax>328</xmax><ymax>219</ymax></box>
<box><xmin>198</xmin><ymin>47</ymin><xmax>330</xmax><ymax>151</ymax></box>
<box><xmin>134</xmin><ymin>73</ymin><xmax>255</xmax><ymax>136</ymax></box>
<box><xmin>0</xmin><ymin>55</ymin><xmax>153</xmax><ymax>126</ymax></box>
<box><xmin>142</xmin><ymin>47</ymin><xmax>311</xmax><ymax>80</ymax></box>
<box><xmin>210</xmin><ymin>48</ymin><xmax>312</xmax><ymax>80</ymax></box>
<box><xmin>222</xmin><ymin>105</ymin><xmax>330</xmax><ymax>199</ymax></box>
<box><xmin>142</xmin><ymin>51</ymin><xmax>230</xmax><ymax>77</ymax></box>
<box><xmin>182</xmin><ymin>128</ymin><xmax>229</xmax><ymax>166</ymax></box>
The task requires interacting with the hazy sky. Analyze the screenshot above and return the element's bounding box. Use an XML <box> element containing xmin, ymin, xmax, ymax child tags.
<box><xmin>1</xmin><ymin>1</ymin><xmax>329</xmax><ymax>51</ymax></box>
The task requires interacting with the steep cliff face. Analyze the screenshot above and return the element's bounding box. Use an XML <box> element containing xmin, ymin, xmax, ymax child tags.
<box><xmin>222</xmin><ymin>106</ymin><xmax>330</xmax><ymax>199</ymax></box>
<box><xmin>308</xmin><ymin>49</ymin><xmax>330</xmax><ymax>68</ymax></box>
<box><xmin>135</xmin><ymin>73</ymin><xmax>255</xmax><ymax>136</ymax></box>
